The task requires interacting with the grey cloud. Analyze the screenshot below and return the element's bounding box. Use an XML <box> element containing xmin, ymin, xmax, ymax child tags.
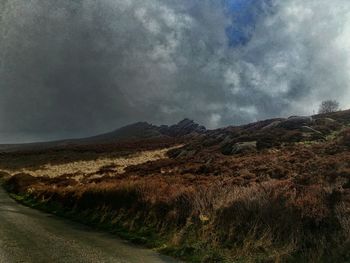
<box><xmin>0</xmin><ymin>0</ymin><xmax>349</xmax><ymax>143</ymax></box>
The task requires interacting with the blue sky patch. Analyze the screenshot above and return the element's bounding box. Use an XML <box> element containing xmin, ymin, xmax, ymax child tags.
<box><xmin>223</xmin><ymin>0</ymin><xmax>274</xmax><ymax>47</ymax></box>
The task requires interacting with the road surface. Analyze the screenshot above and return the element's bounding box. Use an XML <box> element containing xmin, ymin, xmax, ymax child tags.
<box><xmin>0</xmin><ymin>187</ymin><xmax>178</xmax><ymax>263</ymax></box>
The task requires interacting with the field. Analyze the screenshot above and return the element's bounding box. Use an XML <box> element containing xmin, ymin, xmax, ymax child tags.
<box><xmin>2</xmin><ymin>112</ymin><xmax>350</xmax><ymax>262</ymax></box>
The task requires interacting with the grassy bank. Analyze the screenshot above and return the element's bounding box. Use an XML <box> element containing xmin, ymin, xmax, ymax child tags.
<box><xmin>2</xmin><ymin>168</ymin><xmax>350</xmax><ymax>263</ymax></box>
<box><xmin>1</xmin><ymin>174</ymin><xmax>226</xmax><ymax>262</ymax></box>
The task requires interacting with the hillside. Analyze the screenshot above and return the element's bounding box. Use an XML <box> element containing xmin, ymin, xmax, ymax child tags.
<box><xmin>1</xmin><ymin>110</ymin><xmax>350</xmax><ymax>262</ymax></box>
<box><xmin>0</xmin><ymin>119</ymin><xmax>205</xmax><ymax>153</ymax></box>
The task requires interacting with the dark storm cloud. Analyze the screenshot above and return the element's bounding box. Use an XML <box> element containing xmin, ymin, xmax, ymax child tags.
<box><xmin>0</xmin><ymin>0</ymin><xmax>350</xmax><ymax>143</ymax></box>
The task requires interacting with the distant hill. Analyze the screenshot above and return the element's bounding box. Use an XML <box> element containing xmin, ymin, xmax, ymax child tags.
<box><xmin>82</xmin><ymin>122</ymin><xmax>163</xmax><ymax>143</ymax></box>
<box><xmin>0</xmin><ymin>119</ymin><xmax>206</xmax><ymax>152</ymax></box>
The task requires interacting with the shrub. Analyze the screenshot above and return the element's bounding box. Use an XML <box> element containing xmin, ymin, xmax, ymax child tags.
<box><xmin>318</xmin><ymin>100</ymin><xmax>340</xmax><ymax>114</ymax></box>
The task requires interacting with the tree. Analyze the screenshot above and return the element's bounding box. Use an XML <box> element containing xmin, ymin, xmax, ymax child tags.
<box><xmin>318</xmin><ymin>100</ymin><xmax>340</xmax><ymax>114</ymax></box>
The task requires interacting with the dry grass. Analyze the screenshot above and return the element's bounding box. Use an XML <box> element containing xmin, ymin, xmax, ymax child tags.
<box><xmin>1</xmin><ymin>146</ymin><xmax>181</xmax><ymax>182</ymax></box>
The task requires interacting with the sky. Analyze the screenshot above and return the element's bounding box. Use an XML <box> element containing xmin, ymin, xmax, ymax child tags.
<box><xmin>0</xmin><ymin>0</ymin><xmax>350</xmax><ymax>143</ymax></box>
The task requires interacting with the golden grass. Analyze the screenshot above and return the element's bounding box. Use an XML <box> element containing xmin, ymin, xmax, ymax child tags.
<box><xmin>1</xmin><ymin>146</ymin><xmax>181</xmax><ymax>181</ymax></box>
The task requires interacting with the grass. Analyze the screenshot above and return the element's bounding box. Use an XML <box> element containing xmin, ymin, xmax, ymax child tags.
<box><xmin>0</xmin><ymin>146</ymin><xmax>179</xmax><ymax>181</ymax></box>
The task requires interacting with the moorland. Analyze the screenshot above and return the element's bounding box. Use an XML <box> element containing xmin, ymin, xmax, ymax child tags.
<box><xmin>1</xmin><ymin>111</ymin><xmax>350</xmax><ymax>262</ymax></box>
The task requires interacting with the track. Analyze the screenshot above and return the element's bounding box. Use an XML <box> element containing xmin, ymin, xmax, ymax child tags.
<box><xmin>0</xmin><ymin>188</ymin><xmax>178</xmax><ymax>263</ymax></box>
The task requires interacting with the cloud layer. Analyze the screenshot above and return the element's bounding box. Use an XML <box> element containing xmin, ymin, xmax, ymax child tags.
<box><xmin>0</xmin><ymin>0</ymin><xmax>349</xmax><ymax>142</ymax></box>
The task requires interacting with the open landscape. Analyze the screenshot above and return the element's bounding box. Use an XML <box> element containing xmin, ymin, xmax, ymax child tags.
<box><xmin>2</xmin><ymin>1</ymin><xmax>350</xmax><ymax>262</ymax></box>
<box><xmin>1</xmin><ymin>110</ymin><xmax>350</xmax><ymax>262</ymax></box>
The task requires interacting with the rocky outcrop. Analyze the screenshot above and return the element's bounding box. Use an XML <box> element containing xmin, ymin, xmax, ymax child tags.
<box><xmin>159</xmin><ymin>119</ymin><xmax>206</xmax><ymax>137</ymax></box>
<box><xmin>232</xmin><ymin>141</ymin><xmax>257</xmax><ymax>154</ymax></box>
<box><xmin>278</xmin><ymin>116</ymin><xmax>313</xmax><ymax>130</ymax></box>
<box><xmin>221</xmin><ymin>141</ymin><xmax>257</xmax><ymax>155</ymax></box>
<box><xmin>70</xmin><ymin>119</ymin><xmax>207</xmax><ymax>146</ymax></box>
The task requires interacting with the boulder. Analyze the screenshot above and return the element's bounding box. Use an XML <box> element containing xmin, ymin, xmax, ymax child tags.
<box><xmin>222</xmin><ymin>141</ymin><xmax>257</xmax><ymax>155</ymax></box>
<box><xmin>278</xmin><ymin>116</ymin><xmax>313</xmax><ymax>130</ymax></box>
<box><xmin>231</xmin><ymin>141</ymin><xmax>257</xmax><ymax>154</ymax></box>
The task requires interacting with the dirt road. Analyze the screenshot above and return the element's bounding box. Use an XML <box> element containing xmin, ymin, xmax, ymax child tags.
<box><xmin>0</xmin><ymin>188</ymin><xmax>178</xmax><ymax>263</ymax></box>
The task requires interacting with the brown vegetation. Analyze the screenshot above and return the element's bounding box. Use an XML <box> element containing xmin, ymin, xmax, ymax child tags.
<box><xmin>3</xmin><ymin>111</ymin><xmax>350</xmax><ymax>262</ymax></box>
<box><xmin>3</xmin><ymin>135</ymin><xmax>350</xmax><ymax>262</ymax></box>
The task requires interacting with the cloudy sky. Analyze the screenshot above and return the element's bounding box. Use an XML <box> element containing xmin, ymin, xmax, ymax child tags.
<box><xmin>0</xmin><ymin>0</ymin><xmax>350</xmax><ymax>143</ymax></box>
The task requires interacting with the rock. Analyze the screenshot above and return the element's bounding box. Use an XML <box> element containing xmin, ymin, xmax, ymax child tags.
<box><xmin>222</xmin><ymin>141</ymin><xmax>257</xmax><ymax>155</ymax></box>
<box><xmin>231</xmin><ymin>141</ymin><xmax>257</xmax><ymax>154</ymax></box>
<box><xmin>221</xmin><ymin>138</ymin><xmax>257</xmax><ymax>155</ymax></box>
<box><xmin>278</xmin><ymin>116</ymin><xmax>313</xmax><ymax>130</ymax></box>
<box><xmin>159</xmin><ymin>118</ymin><xmax>206</xmax><ymax>137</ymax></box>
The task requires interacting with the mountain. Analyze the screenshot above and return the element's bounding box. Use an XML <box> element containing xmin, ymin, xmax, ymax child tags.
<box><xmin>82</xmin><ymin>122</ymin><xmax>163</xmax><ymax>143</ymax></box>
<box><xmin>0</xmin><ymin>119</ymin><xmax>207</xmax><ymax>152</ymax></box>
<box><xmin>158</xmin><ymin>118</ymin><xmax>206</xmax><ymax>137</ymax></box>
<box><xmin>75</xmin><ymin>118</ymin><xmax>207</xmax><ymax>143</ymax></box>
